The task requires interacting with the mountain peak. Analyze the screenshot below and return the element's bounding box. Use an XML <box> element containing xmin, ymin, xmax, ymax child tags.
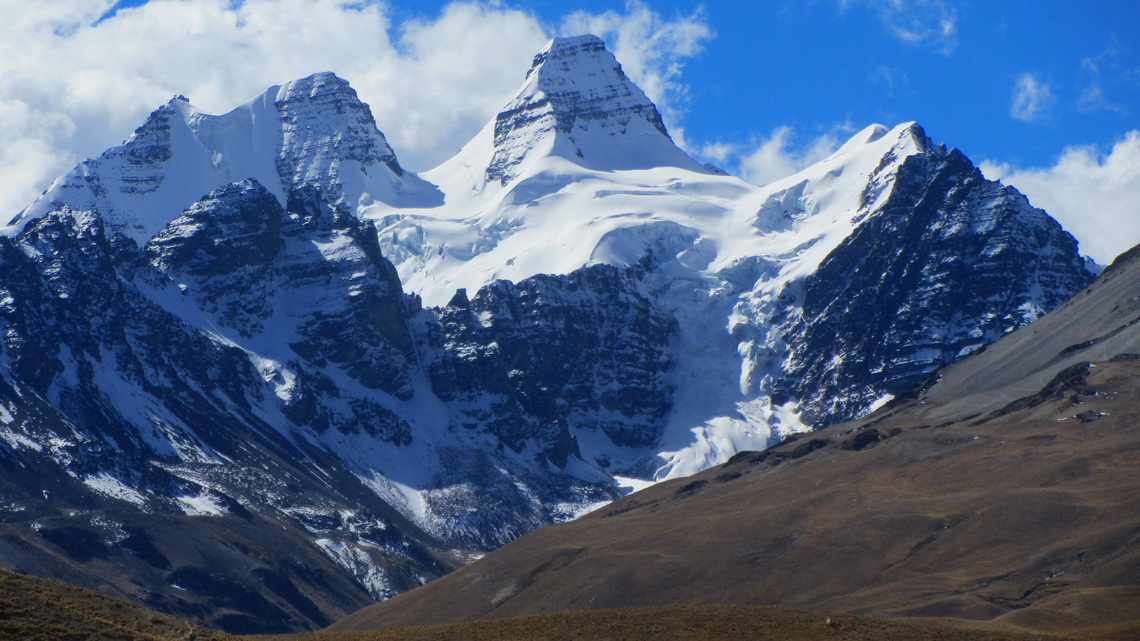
<box><xmin>252</xmin><ymin>70</ymin><xmax>443</xmax><ymax>209</ymax></box>
<box><xmin>827</xmin><ymin>122</ymin><xmax>931</xmax><ymax>161</ymax></box>
<box><xmin>524</xmin><ymin>34</ymin><xmax>670</xmax><ymax>138</ymax></box>
<box><xmin>538</xmin><ymin>34</ymin><xmax>606</xmax><ymax>54</ymax></box>
<box><xmin>438</xmin><ymin>34</ymin><xmax>709</xmax><ymax>188</ymax></box>
<box><xmin>5</xmin><ymin>71</ymin><xmax>441</xmax><ymax>243</ymax></box>
<box><xmin>269</xmin><ymin>71</ymin><xmax>424</xmax><ymax>198</ymax></box>
<box><xmin>277</xmin><ymin>70</ymin><xmax>346</xmax><ymax>91</ymax></box>
<box><xmin>525</xmin><ymin>34</ymin><xmax>625</xmax><ymax>86</ymax></box>
<box><xmin>269</xmin><ymin>72</ymin><xmax>369</xmax><ymax>132</ymax></box>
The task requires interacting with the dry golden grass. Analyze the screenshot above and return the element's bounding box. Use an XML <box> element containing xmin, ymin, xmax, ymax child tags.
<box><xmin>2</xmin><ymin>569</ymin><xmax>1094</xmax><ymax>641</ymax></box>
<box><xmin>0</xmin><ymin>568</ymin><xmax>226</xmax><ymax>641</ymax></box>
<box><xmin>256</xmin><ymin>604</ymin><xmax>1082</xmax><ymax>641</ymax></box>
<box><xmin>4</xmin><ymin>577</ymin><xmax>1134</xmax><ymax>641</ymax></box>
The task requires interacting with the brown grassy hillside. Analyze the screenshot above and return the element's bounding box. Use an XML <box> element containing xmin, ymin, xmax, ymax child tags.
<box><xmin>330</xmin><ymin>248</ymin><xmax>1140</xmax><ymax>638</ymax></box>
<box><xmin>4</xmin><ymin>569</ymin><xmax>1101</xmax><ymax>641</ymax></box>
<box><xmin>261</xmin><ymin>604</ymin><xmax>1112</xmax><ymax>641</ymax></box>
<box><xmin>0</xmin><ymin>568</ymin><xmax>226</xmax><ymax>640</ymax></box>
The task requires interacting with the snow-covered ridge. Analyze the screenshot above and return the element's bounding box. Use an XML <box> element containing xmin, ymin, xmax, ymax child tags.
<box><xmin>373</xmin><ymin>119</ymin><xmax>927</xmax><ymax>309</ymax></box>
<box><xmin>1</xmin><ymin>33</ymin><xmax>1091</xmax><ymax>485</ymax></box>
<box><xmin>4</xmin><ymin>72</ymin><xmax>440</xmax><ymax>244</ymax></box>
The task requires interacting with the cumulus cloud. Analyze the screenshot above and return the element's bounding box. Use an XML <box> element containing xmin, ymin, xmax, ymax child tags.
<box><xmin>980</xmin><ymin>131</ymin><xmax>1140</xmax><ymax>264</ymax></box>
<box><xmin>0</xmin><ymin>0</ymin><xmax>710</xmax><ymax>220</ymax></box>
<box><xmin>1009</xmin><ymin>72</ymin><xmax>1056</xmax><ymax>123</ymax></box>
<box><xmin>701</xmin><ymin>126</ymin><xmax>846</xmax><ymax>187</ymax></box>
<box><xmin>360</xmin><ymin>3</ymin><xmax>548</xmax><ymax>164</ymax></box>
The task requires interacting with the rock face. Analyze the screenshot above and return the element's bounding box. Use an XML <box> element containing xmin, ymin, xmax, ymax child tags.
<box><xmin>427</xmin><ymin>264</ymin><xmax>674</xmax><ymax>461</ymax></box>
<box><xmin>0</xmin><ymin>36</ymin><xmax>1098</xmax><ymax>633</ymax></box>
<box><xmin>145</xmin><ymin>179</ymin><xmax>418</xmax><ymax>424</ymax></box>
<box><xmin>771</xmin><ymin>127</ymin><xmax>1092</xmax><ymax>425</ymax></box>
<box><xmin>0</xmin><ymin>190</ymin><xmax>451</xmax><ymax>633</ymax></box>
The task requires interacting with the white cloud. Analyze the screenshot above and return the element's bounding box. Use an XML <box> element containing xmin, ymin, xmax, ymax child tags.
<box><xmin>702</xmin><ymin>126</ymin><xmax>846</xmax><ymax>187</ymax></box>
<box><xmin>363</xmin><ymin>3</ymin><xmax>548</xmax><ymax>164</ymax></box>
<box><xmin>0</xmin><ymin>0</ymin><xmax>710</xmax><ymax>221</ymax></box>
<box><xmin>1010</xmin><ymin>72</ymin><xmax>1055</xmax><ymax>123</ymax></box>
<box><xmin>698</xmin><ymin>142</ymin><xmax>734</xmax><ymax>165</ymax></box>
<box><xmin>980</xmin><ymin>131</ymin><xmax>1140</xmax><ymax>264</ymax></box>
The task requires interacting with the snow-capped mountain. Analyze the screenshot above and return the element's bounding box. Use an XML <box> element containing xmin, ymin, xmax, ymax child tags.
<box><xmin>8</xmin><ymin>72</ymin><xmax>441</xmax><ymax>244</ymax></box>
<box><xmin>0</xmin><ymin>35</ymin><xmax>1095</xmax><ymax>632</ymax></box>
<box><xmin>443</xmin><ymin>34</ymin><xmax>711</xmax><ymax>189</ymax></box>
<box><xmin>364</xmin><ymin>38</ymin><xmax>1090</xmax><ymax>477</ymax></box>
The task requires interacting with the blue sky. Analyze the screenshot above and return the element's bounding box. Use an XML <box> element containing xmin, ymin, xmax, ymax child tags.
<box><xmin>489</xmin><ymin>1</ymin><xmax>1134</xmax><ymax>171</ymax></box>
<box><xmin>282</xmin><ymin>0</ymin><xmax>1140</xmax><ymax>171</ymax></box>
<box><xmin>2</xmin><ymin>0</ymin><xmax>1138</xmax><ymax>260</ymax></box>
<box><xmin>682</xmin><ymin>1</ymin><xmax>1136</xmax><ymax>167</ymax></box>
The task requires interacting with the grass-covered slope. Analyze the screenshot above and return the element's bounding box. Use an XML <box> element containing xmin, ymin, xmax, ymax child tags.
<box><xmin>0</xmin><ymin>568</ymin><xmax>226</xmax><ymax>641</ymax></box>
<box><xmin>329</xmin><ymin>246</ymin><xmax>1140</xmax><ymax>638</ymax></box>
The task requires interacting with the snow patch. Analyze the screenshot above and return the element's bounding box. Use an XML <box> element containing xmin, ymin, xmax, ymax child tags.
<box><xmin>314</xmin><ymin>538</ymin><xmax>393</xmax><ymax>600</ymax></box>
<box><xmin>82</xmin><ymin>473</ymin><xmax>147</xmax><ymax>507</ymax></box>
<box><xmin>175</xmin><ymin>492</ymin><xmax>226</xmax><ymax>516</ymax></box>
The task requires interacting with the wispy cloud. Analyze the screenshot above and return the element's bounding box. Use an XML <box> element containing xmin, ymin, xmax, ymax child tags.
<box><xmin>1010</xmin><ymin>72</ymin><xmax>1056</xmax><ymax>124</ymax></box>
<box><xmin>981</xmin><ymin>131</ymin><xmax>1140</xmax><ymax>264</ymax></box>
<box><xmin>0</xmin><ymin>0</ymin><xmax>712</xmax><ymax>220</ymax></box>
<box><xmin>838</xmin><ymin>0</ymin><xmax>959</xmax><ymax>54</ymax></box>
<box><xmin>869</xmin><ymin>64</ymin><xmax>912</xmax><ymax>97</ymax></box>
<box><xmin>700</xmin><ymin>125</ymin><xmax>850</xmax><ymax>187</ymax></box>
<box><xmin>1076</xmin><ymin>46</ymin><xmax>1131</xmax><ymax>115</ymax></box>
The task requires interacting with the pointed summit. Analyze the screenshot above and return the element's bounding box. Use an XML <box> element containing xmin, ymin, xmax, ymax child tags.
<box><xmin>517</xmin><ymin>34</ymin><xmax>670</xmax><ymax>140</ymax></box>
<box><xmin>275</xmin><ymin>72</ymin><xmax>404</xmax><ymax>175</ymax></box>
<box><xmin>441</xmin><ymin>35</ymin><xmax>708</xmax><ymax>189</ymax></box>
<box><xmin>270</xmin><ymin>72</ymin><xmax>441</xmax><ymax>207</ymax></box>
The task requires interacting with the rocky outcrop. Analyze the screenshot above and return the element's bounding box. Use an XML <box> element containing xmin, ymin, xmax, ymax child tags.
<box><xmin>426</xmin><ymin>264</ymin><xmax>675</xmax><ymax>462</ymax></box>
<box><xmin>145</xmin><ymin>179</ymin><xmax>419</xmax><ymax>429</ymax></box>
<box><xmin>772</xmin><ymin>128</ymin><xmax>1093</xmax><ymax>425</ymax></box>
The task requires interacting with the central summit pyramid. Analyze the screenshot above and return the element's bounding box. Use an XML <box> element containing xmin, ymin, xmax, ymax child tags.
<box><xmin>436</xmin><ymin>35</ymin><xmax>711</xmax><ymax>190</ymax></box>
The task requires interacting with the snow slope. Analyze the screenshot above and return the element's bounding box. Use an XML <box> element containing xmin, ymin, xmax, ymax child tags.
<box><xmin>358</xmin><ymin>37</ymin><xmax>1087</xmax><ymax>480</ymax></box>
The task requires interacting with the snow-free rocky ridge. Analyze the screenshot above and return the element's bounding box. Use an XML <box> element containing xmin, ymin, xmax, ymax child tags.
<box><xmin>0</xmin><ymin>35</ymin><xmax>1095</xmax><ymax>632</ymax></box>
